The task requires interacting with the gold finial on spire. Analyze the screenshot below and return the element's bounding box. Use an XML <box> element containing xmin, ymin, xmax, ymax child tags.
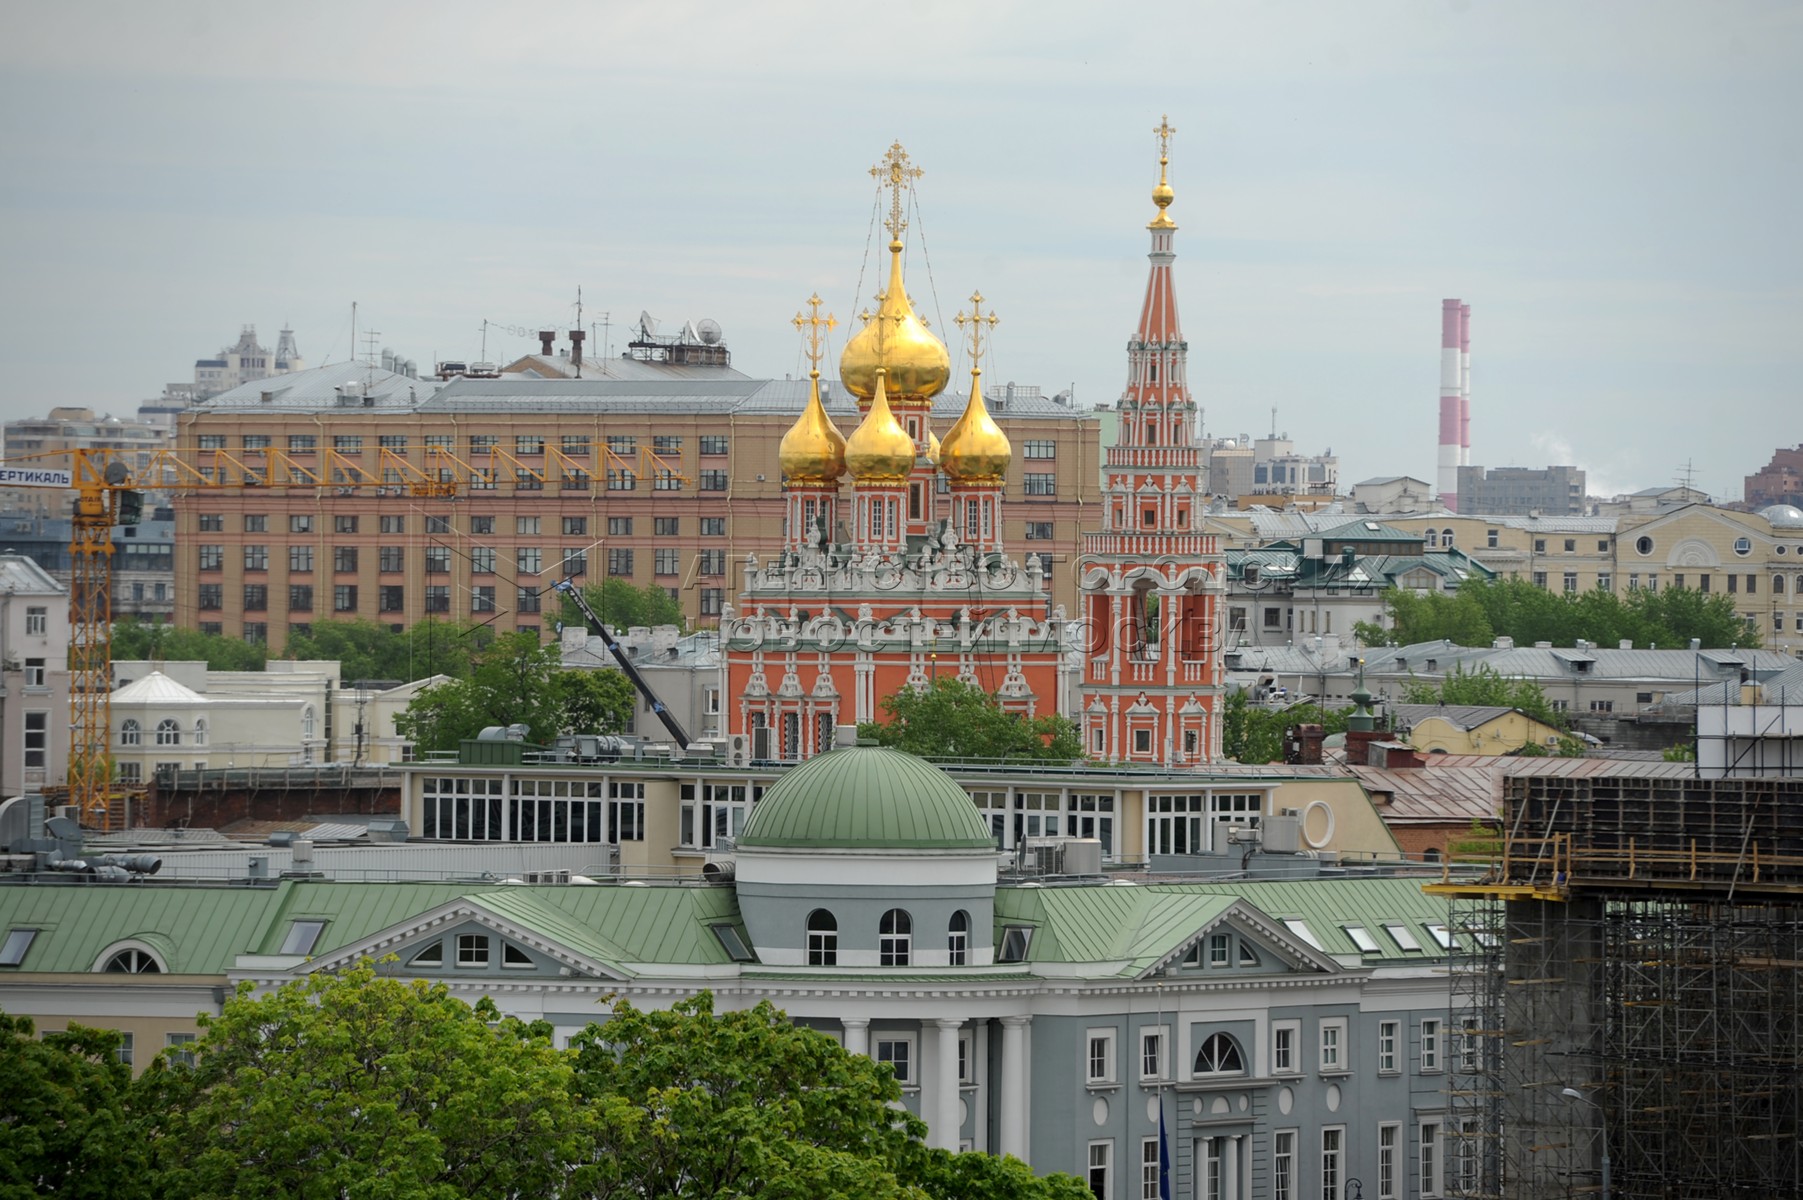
<box><xmin>870</xmin><ymin>140</ymin><xmax>922</xmax><ymax>243</ymax></box>
<box><xmin>954</xmin><ymin>291</ymin><xmax>1000</xmax><ymax>367</ymax></box>
<box><xmin>1150</xmin><ymin>114</ymin><xmax>1177</xmax><ymax>229</ymax></box>
<box><xmin>792</xmin><ymin>293</ymin><xmax>836</xmax><ymax>376</ymax></box>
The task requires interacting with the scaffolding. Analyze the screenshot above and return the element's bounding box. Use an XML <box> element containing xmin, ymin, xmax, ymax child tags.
<box><xmin>1436</xmin><ymin>771</ymin><xmax>1803</xmax><ymax>1199</ymax></box>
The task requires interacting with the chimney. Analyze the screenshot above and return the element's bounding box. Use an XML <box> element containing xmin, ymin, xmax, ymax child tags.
<box><xmin>568</xmin><ymin>328</ymin><xmax>586</xmax><ymax>365</ymax></box>
<box><xmin>1459</xmin><ymin>302</ymin><xmax>1472</xmax><ymax>468</ymax></box>
<box><xmin>1437</xmin><ymin>299</ymin><xmax>1462</xmax><ymax>511</ymax></box>
<box><xmin>538</xmin><ymin>329</ymin><xmax>556</xmax><ymax>356</ymax></box>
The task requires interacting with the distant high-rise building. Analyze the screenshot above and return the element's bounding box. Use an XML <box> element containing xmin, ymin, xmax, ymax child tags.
<box><xmin>192</xmin><ymin>325</ymin><xmax>304</xmax><ymax>400</ymax></box>
<box><xmin>1746</xmin><ymin>444</ymin><xmax>1803</xmax><ymax>510</ymax></box>
<box><xmin>1456</xmin><ymin>463</ymin><xmax>1586</xmax><ymax>516</ymax></box>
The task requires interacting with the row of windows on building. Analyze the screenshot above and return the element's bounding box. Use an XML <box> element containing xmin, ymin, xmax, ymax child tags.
<box><xmin>1083</xmin><ymin>1118</ymin><xmax>1477</xmax><ymax>1200</ymax></box>
<box><xmin>1084</xmin><ymin>1015</ymin><xmax>1462</xmax><ymax>1090</ymax></box>
<box><xmin>802</xmin><ymin>908</ymin><xmax>974</xmax><ymax>967</ymax></box>
<box><xmin>197</xmin><ymin>546</ymin><xmax>729</xmax><ymax>577</ymax></box>
<box><xmin>201</xmin><ymin>514</ymin><xmax>734</xmax><ymax>538</ymax></box>
<box><xmin>197</xmin><ymin>433</ymin><xmax>734</xmax><ymax>457</ymax></box>
<box><xmin>1528</xmin><ymin>569</ymin><xmax>1790</xmax><ymax>595</ymax></box>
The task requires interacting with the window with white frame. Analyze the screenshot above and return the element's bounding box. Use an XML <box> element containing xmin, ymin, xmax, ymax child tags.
<box><xmin>1086</xmin><ymin>1028</ymin><xmax>1117</xmax><ymax>1085</ymax></box>
<box><xmin>1140</xmin><ymin>1136</ymin><xmax>1161</xmax><ymax>1200</ymax></box>
<box><xmin>878</xmin><ymin>909</ymin><xmax>912</xmax><ymax>967</ymax></box>
<box><xmin>1460</xmin><ymin>1016</ymin><xmax>1480</xmax><ymax>1072</ymax></box>
<box><xmin>875</xmin><ymin>1037</ymin><xmax>914</xmax><ymax>1086</ymax></box>
<box><xmin>1272</xmin><ymin>1020</ymin><xmax>1299</xmax><ymax>1074</ymax></box>
<box><xmin>457</xmin><ymin>933</ymin><xmax>490</xmax><ymax>967</ymax></box>
<box><xmin>1377</xmin><ymin>1020</ymin><xmax>1400</xmax><ymax>1074</ymax></box>
<box><xmin>1421</xmin><ymin>1019</ymin><xmax>1442</xmax><ymax>1072</ymax></box>
<box><xmin>1319</xmin><ymin>1018</ymin><xmax>1347</xmax><ymax>1073</ymax></box>
<box><xmin>958</xmin><ymin>1029</ymin><xmax>974</xmax><ymax>1085</ymax></box>
<box><xmin>947</xmin><ymin>910</ymin><xmax>970</xmax><ymax>966</ymax></box>
<box><xmin>1419</xmin><ymin>1120</ymin><xmax>1441</xmax><ymax>1197</ymax></box>
<box><xmin>1087</xmin><ymin>1140</ymin><xmax>1112</xmax><ymax>1199</ymax></box>
<box><xmin>1193</xmin><ymin>1032</ymin><xmax>1244</xmax><ymax>1076</ymax></box>
<box><xmin>1321</xmin><ymin>1126</ymin><xmax>1344</xmax><ymax>1200</ymax></box>
<box><xmin>806</xmin><ymin>910</ymin><xmax>837</xmax><ymax>966</ymax></box>
<box><xmin>1456</xmin><ymin>1116</ymin><xmax>1480</xmax><ymax>1193</ymax></box>
<box><xmin>154</xmin><ymin>718</ymin><xmax>180</xmax><ymax>746</ymax></box>
<box><xmin>1273</xmin><ymin>1130</ymin><xmax>1296</xmax><ymax>1200</ymax></box>
<box><xmin>1208</xmin><ymin>932</ymin><xmax>1231</xmax><ymax>967</ymax></box>
<box><xmin>1378</xmin><ymin>1122</ymin><xmax>1400</xmax><ymax>1199</ymax></box>
<box><xmin>1139</xmin><ymin>1026</ymin><xmax>1167</xmax><ymax>1081</ymax></box>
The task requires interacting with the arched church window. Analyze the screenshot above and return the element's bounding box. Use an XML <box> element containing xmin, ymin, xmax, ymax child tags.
<box><xmin>155</xmin><ymin>718</ymin><xmax>180</xmax><ymax>746</ymax></box>
<box><xmin>879</xmin><ymin>909</ymin><xmax>912</xmax><ymax>967</ymax></box>
<box><xmin>806</xmin><ymin>910</ymin><xmax>837</xmax><ymax>967</ymax></box>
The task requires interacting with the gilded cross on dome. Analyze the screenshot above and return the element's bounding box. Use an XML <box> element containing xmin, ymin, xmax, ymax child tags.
<box><xmin>1154</xmin><ymin>114</ymin><xmax>1176</xmax><ymax>160</ymax></box>
<box><xmin>870</xmin><ymin>141</ymin><xmax>923</xmax><ymax>241</ymax></box>
<box><xmin>792</xmin><ymin>294</ymin><xmax>836</xmax><ymax>374</ymax></box>
<box><xmin>954</xmin><ymin>292</ymin><xmax>999</xmax><ymax>365</ymax></box>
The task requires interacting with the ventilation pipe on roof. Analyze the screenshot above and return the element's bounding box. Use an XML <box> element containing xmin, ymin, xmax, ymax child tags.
<box><xmin>539</xmin><ymin>329</ymin><xmax>556</xmax><ymax>356</ymax></box>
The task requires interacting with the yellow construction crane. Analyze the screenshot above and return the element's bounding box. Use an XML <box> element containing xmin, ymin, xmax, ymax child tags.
<box><xmin>2</xmin><ymin>445</ymin><xmax>457</xmax><ymax>826</ymax></box>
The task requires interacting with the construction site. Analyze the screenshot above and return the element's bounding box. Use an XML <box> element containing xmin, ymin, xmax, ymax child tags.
<box><xmin>1434</xmin><ymin>761</ymin><xmax>1803</xmax><ymax>1198</ymax></box>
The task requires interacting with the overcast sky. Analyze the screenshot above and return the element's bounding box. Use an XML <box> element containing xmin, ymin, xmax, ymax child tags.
<box><xmin>2</xmin><ymin>1</ymin><xmax>1796</xmax><ymax>501</ymax></box>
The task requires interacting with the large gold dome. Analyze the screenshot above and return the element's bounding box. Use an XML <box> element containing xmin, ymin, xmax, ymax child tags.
<box><xmin>938</xmin><ymin>370</ymin><xmax>1012</xmax><ymax>485</ymax></box>
<box><xmin>778</xmin><ymin>372</ymin><xmax>846</xmax><ymax>485</ymax></box>
<box><xmin>839</xmin><ymin>240</ymin><xmax>951</xmax><ymax>402</ymax></box>
<box><xmin>843</xmin><ymin>370</ymin><xmax>916</xmax><ymax>485</ymax></box>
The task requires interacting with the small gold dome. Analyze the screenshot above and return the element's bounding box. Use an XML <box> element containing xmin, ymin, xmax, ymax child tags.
<box><xmin>779</xmin><ymin>371</ymin><xmax>846</xmax><ymax>486</ymax></box>
<box><xmin>1149</xmin><ymin>155</ymin><xmax>1176</xmax><ymax>230</ymax></box>
<box><xmin>939</xmin><ymin>370</ymin><xmax>1012</xmax><ymax>485</ymax></box>
<box><xmin>926</xmin><ymin>425</ymin><xmax>941</xmax><ymax>465</ymax></box>
<box><xmin>843</xmin><ymin>369</ymin><xmax>916</xmax><ymax>485</ymax></box>
<box><xmin>839</xmin><ymin>241</ymin><xmax>951</xmax><ymax>402</ymax></box>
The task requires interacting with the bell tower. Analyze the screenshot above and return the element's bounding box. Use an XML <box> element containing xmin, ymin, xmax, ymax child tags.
<box><xmin>1077</xmin><ymin>117</ymin><xmax>1227</xmax><ymax>766</ymax></box>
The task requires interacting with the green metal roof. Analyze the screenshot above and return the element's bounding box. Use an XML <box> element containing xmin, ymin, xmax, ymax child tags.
<box><xmin>0</xmin><ymin>883</ymin><xmax>286</xmax><ymax>974</ymax></box>
<box><xmin>995</xmin><ymin>877</ymin><xmax>1451</xmax><ymax>976</ymax></box>
<box><xmin>738</xmin><ymin>745</ymin><xmax>996</xmax><ymax>850</ymax></box>
<box><xmin>470</xmin><ymin>886</ymin><xmax>744</xmax><ymax>975</ymax></box>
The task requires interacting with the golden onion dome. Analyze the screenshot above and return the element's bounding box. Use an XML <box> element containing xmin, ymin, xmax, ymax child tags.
<box><xmin>843</xmin><ymin>369</ymin><xmax>916</xmax><ymax>485</ymax></box>
<box><xmin>778</xmin><ymin>371</ymin><xmax>846</xmax><ymax>486</ymax></box>
<box><xmin>926</xmin><ymin>424</ymin><xmax>941</xmax><ymax>465</ymax></box>
<box><xmin>939</xmin><ymin>369</ymin><xmax>1012</xmax><ymax>485</ymax></box>
<box><xmin>838</xmin><ymin>240</ymin><xmax>951</xmax><ymax>402</ymax></box>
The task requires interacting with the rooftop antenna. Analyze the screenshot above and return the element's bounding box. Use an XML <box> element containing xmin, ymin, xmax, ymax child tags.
<box><xmin>572</xmin><ymin>286</ymin><xmax>583</xmax><ymax>379</ymax></box>
<box><xmin>350</xmin><ymin>301</ymin><xmax>356</xmax><ymax>369</ymax></box>
<box><xmin>1270</xmin><ymin>407</ymin><xmax>1277</xmax><ymax>439</ymax></box>
<box><xmin>360</xmin><ymin>328</ymin><xmax>381</xmax><ymax>390</ymax></box>
<box><xmin>1676</xmin><ymin>458</ymin><xmax>1698</xmax><ymax>493</ymax></box>
<box><xmin>593</xmin><ymin>312</ymin><xmax>612</xmax><ymax>362</ymax></box>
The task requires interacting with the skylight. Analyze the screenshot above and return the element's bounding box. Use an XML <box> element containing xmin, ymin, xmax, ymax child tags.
<box><xmin>711</xmin><ymin>924</ymin><xmax>756</xmax><ymax>963</ymax></box>
<box><xmin>1282</xmin><ymin>919</ymin><xmax>1323</xmax><ymax>950</ymax></box>
<box><xmin>0</xmin><ymin>928</ymin><xmax>37</xmax><ymax>967</ymax></box>
<box><xmin>998</xmin><ymin>926</ymin><xmax>1034</xmax><ymax>963</ymax></box>
<box><xmin>278</xmin><ymin>920</ymin><xmax>327</xmax><ymax>956</ymax></box>
<box><xmin>1384</xmin><ymin>923</ymin><xmax>1423</xmax><ymax>952</ymax></box>
<box><xmin>1343</xmin><ymin>925</ymin><xmax>1381</xmax><ymax>954</ymax></box>
<box><xmin>1427</xmin><ymin>923</ymin><xmax>1457</xmax><ymax>950</ymax></box>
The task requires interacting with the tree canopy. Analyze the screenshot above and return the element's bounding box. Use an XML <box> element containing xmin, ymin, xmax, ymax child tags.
<box><xmin>1398</xmin><ymin>662</ymin><xmax>1564</xmax><ymax>729</ymax></box>
<box><xmin>858</xmin><ymin>677</ymin><xmax>1084</xmax><ymax>762</ymax></box>
<box><xmin>1357</xmin><ymin>577</ymin><xmax>1759</xmax><ymax>650</ymax></box>
<box><xmin>111</xmin><ymin>618</ymin><xmax>268</xmax><ymax>671</ymax></box>
<box><xmin>396</xmin><ymin>632</ymin><xmax>637</xmax><ymax>752</ymax></box>
<box><xmin>561</xmin><ymin>578</ymin><xmax>687</xmax><ymax>633</ymax></box>
<box><xmin>2</xmin><ymin>968</ymin><xmax>1089</xmax><ymax>1200</ymax></box>
<box><xmin>1221</xmin><ymin>690</ymin><xmax>1354</xmax><ymax>765</ymax></box>
<box><xmin>283</xmin><ymin>617</ymin><xmax>490</xmax><ymax>682</ymax></box>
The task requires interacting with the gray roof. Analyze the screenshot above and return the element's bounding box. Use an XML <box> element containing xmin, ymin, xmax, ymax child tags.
<box><xmin>1390</xmin><ymin>703</ymin><xmax>1543</xmax><ymax>731</ymax></box>
<box><xmin>0</xmin><ymin>553</ymin><xmax>65</xmax><ymax>595</ymax></box>
<box><xmin>506</xmin><ymin>353</ymin><xmax>752</xmax><ymax>382</ymax></box>
<box><xmin>200</xmin><ymin>362</ymin><xmax>438</xmax><ymax>412</ymax></box>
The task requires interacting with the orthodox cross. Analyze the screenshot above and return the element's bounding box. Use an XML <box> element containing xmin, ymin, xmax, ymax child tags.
<box><xmin>1154</xmin><ymin>114</ymin><xmax>1176</xmax><ymax>160</ymax></box>
<box><xmin>954</xmin><ymin>291</ymin><xmax>999</xmax><ymax>368</ymax></box>
<box><xmin>870</xmin><ymin>141</ymin><xmax>922</xmax><ymax>241</ymax></box>
<box><xmin>792</xmin><ymin>293</ymin><xmax>836</xmax><ymax>375</ymax></box>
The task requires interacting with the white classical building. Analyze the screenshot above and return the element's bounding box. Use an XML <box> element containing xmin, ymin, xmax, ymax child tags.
<box><xmin>107</xmin><ymin>659</ymin><xmax>434</xmax><ymax>782</ymax></box>
<box><xmin>0</xmin><ymin>554</ymin><xmax>71</xmax><ymax>796</ymax></box>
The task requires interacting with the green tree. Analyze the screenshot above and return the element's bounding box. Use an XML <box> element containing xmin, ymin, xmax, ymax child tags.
<box><xmin>1373</xmin><ymin>577</ymin><xmax>1761</xmax><ymax>651</ymax></box>
<box><xmin>148</xmin><ymin>963</ymin><xmax>594</xmax><ymax>1200</ymax></box>
<box><xmin>110</xmin><ymin>618</ymin><xmax>266</xmax><ymax>671</ymax></box>
<box><xmin>283</xmin><ymin>618</ymin><xmax>487</xmax><ymax>682</ymax></box>
<box><xmin>1222</xmin><ymin>690</ymin><xmax>1354</xmax><ymax>764</ymax></box>
<box><xmin>858</xmin><ymin>678</ymin><xmax>1083</xmax><ymax>762</ymax></box>
<box><xmin>395</xmin><ymin>633</ymin><xmax>634</xmax><ymax>752</ymax></box>
<box><xmin>1399</xmin><ymin>663</ymin><xmax>1563</xmax><ymax>728</ymax></box>
<box><xmin>563</xmin><ymin>578</ymin><xmax>686</xmax><ymax>633</ymax></box>
<box><xmin>0</xmin><ymin>1014</ymin><xmax>153</xmax><ymax>1199</ymax></box>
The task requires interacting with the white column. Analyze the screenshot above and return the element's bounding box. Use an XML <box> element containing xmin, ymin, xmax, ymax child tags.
<box><xmin>934</xmin><ymin>1018</ymin><xmax>964</xmax><ymax>1150</ymax></box>
<box><xmin>999</xmin><ymin>1015</ymin><xmax>1031</xmax><ymax>1159</ymax></box>
<box><xmin>842</xmin><ymin>1017</ymin><xmax>869</xmax><ymax>1057</ymax></box>
<box><xmin>1224</xmin><ymin>1134</ymin><xmax>1242</xmax><ymax>1200</ymax></box>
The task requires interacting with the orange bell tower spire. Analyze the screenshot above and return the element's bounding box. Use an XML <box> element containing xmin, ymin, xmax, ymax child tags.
<box><xmin>1077</xmin><ymin>116</ymin><xmax>1227</xmax><ymax>766</ymax></box>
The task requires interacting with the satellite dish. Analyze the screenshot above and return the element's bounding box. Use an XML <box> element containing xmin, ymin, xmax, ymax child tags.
<box><xmin>104</xmin><ymin>461</ymin><xmax>129</xmax><ymax>486</ymax></box>
<box><xmin>697</xmin><ymin>319</ymin><xmax>722</xmax><ymax>345</ymax></box>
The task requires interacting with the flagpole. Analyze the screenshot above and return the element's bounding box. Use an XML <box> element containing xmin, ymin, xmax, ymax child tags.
<box><xmin>1157</xmin><ymin>979</ymin><xmax>1172</xmax><ymax>1200</ymax></box>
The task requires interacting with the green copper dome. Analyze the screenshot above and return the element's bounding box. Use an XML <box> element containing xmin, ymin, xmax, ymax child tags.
<box><xmin>737</xmin><ymin>746</ymin><xmax>996</xmax><ymax>851</ymax></box>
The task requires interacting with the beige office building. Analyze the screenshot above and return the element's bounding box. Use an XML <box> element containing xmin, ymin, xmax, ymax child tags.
<box><xmin>172</xmin><ymin>362</ymin><xmax>1100</xmax><ymax>654</ymax></box>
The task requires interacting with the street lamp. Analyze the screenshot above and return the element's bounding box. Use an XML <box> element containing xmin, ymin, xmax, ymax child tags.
<box><xmin>1560</xmin><ymin>1087</ymin><xmax>1611</xmax><ymax>1200</ymax></box>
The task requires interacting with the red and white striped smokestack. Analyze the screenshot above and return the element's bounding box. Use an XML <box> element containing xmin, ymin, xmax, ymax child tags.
<box><xmin>1459</xmin><ymin>302</ymin><xmax>1472</xmax><ymax>467</ymax></box>
<box><xmin>1437</xmin><ymin>298</ymin><xmax>1462</xmax><ymax>511</ymax></box>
